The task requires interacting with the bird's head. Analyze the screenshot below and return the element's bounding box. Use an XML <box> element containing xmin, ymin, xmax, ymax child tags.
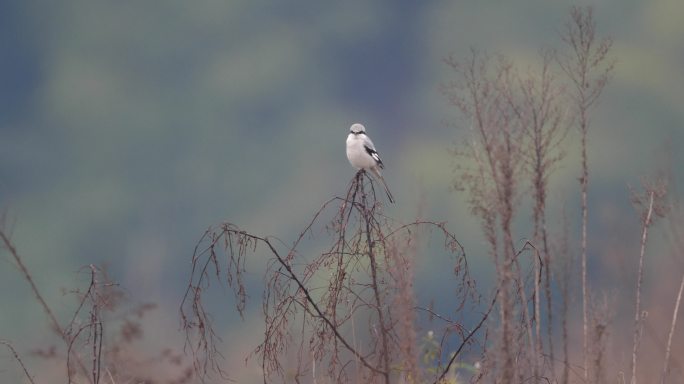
<box><xmin>350</xmin><ymin>123</ymin><xmax>366</xmax><ymax>135</ymax></box>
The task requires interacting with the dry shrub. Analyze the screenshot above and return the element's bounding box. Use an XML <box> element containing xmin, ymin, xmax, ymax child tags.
<box><xmin>180</xmin><ymin>171</ymin><xmax>479</xmax><ymax>383</ymax></box>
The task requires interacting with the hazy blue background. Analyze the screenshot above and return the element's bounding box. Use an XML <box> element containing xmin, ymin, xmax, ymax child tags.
<box><xmin>2</xmin><ymin>1</ymin><xmax>683</xmax><ymax>381</ymax></box>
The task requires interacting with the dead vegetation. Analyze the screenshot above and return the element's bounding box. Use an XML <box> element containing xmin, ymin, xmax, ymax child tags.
<box><xmin>181</xmin><ymin>171</ymin><xmax>477</xmax><ymax>383</ymax></box>
<box><xmin>1</xmin><ymin>6</ymin><xmax>682</xmax><ymax>384</ymax></box>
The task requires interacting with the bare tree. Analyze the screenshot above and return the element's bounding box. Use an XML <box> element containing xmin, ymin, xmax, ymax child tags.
<box><xmin>557</xmin><ymin>6</ymin><xmax>614</xmax><ymax>380</ymax></box>
<box><xmin>445</xmin><ymin>7</ymin><xmax>617</xmax><ymax>383</ymax></box>
<box><xmin>445</xmin><ymin>50</ymin><xmax>541</xmax><ymax>383</ymax></box>
<box><xmin>180</xmin><ymin>172</ymin><xmax>477</xmax><ymax>383</ymax></box>
<box><xmin>1</xmin><ymin>216</ymin><xmax>194</xmax><ymax>384</ymax></box>
<box><xmin>503</xmin><ymin>50</ymin><xmax>570</xmax><ymax>375</ymax></box>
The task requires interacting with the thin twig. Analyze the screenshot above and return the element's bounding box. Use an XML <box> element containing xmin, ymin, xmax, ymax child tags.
<box><xmin>660</xmin><ymin>273</ymin><xmax>684</xmax><ymax>384</ymax></box>
<box><xmin>631</xmin><ymin>191</ymin><xmax>655</xmax><ymax>384</ymax></box>
<box><xmin>558</xmin><ymin>7</ymin><xmax>614</xmax><ymax>380</ymax></box>
<box><xmin>0</xmin><ymin>228</ymin><xmax>91</xmax><ymax>382</ymax></box>
<box><xmin>434</xmin><ymin>289</ymin><xmax>498</xmax><ymax>384</ymax></box>
<box><xmin>359</xmin><ymin>178</ymin><xmax>391</xmax><ymax>384</ymax></box>
<box><xmin>0</xmin><ymin>340</ymin><xmax>36</xmax><ymax>384</ymax></box>
<box><xmin>0</xmin><ymin>231</ymin><xmax>63</xmax><ymax>336</ymax></box>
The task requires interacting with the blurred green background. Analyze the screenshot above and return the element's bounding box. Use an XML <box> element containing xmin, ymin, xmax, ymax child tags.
<box><xmin>2</xmin><ymin>1</ymin><xmax>683</xmax><ymax>382</ymax></box>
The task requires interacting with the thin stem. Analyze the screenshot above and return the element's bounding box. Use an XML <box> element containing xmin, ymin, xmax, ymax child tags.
<box><xmin>581</xmin><ymin>124</ymin><xmax>589</xmax><ymax>382</ymax></box>
<box><xmin>534</xmin><ymin>244</ymin><xmax>542</xmax><ymax>375</ymax></box>
<box><xmin>0</xmin><ymin>230</ymin><xmax>91</xmax><ymax>382</ymax></box>
<box><xmin>0</xmin><ymin>231</ymin><xmax>63</xmax><ymax>336</ymax></box>
<box><xmin>359</xmin><ymin>176</ymin><xmax>391</xmax><ymax>384</ymax></box>
<box><xmin>631</xmin><ymin>191</ymin><xmax>655</xmax><ymax>384</ymax></box>
<box><xmin>435</xmin><ymin>290</ymin><xmax>499</xmax><ymax>384</ymax></box>
<box><xmin>0</xmin><ymin>340</ymin><xmax>36</xmax><ymax>384</ymax></box>
<box><xmin>660</xmin><ymin>273</ymin><xmax>684</xmax><ymax>384</ymax></box>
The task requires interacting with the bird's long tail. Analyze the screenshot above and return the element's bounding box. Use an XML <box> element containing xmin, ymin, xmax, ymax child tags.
<box><xmin>371</xmin><ymin>168</ymin><xmax>395</xmax><ymax>204</ymax></box>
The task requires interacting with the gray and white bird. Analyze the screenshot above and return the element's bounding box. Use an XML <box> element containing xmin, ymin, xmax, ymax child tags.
<box><xmin>346</xmin><ymin>123</ymin><xmax>395</xmax><ymax>203</ymax></box>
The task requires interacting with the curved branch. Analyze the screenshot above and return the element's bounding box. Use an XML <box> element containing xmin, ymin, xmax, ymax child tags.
<box><xmin>435</xmin><ymin>289</ymin><xmax>498</xmax><ymax>384</ymax></box>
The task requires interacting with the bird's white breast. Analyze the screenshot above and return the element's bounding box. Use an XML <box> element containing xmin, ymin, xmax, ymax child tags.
<box><xmin>346</xmin><ymin>134</ymin><xmax>376</xmax><ymax>170</ymax></box>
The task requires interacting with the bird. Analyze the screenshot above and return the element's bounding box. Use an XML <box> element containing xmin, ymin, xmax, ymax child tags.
<box><xmin>346</xmin><ymin>123</ymin><xmax>395</xmax><ymax>204</ymax></box>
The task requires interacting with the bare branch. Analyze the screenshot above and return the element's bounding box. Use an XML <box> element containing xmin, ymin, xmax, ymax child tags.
<box><xmin>181</xmin><ymin>172</ymin><xmax>475</xmax><ymax>383</ymax></box>
<box><xmin>435</xmin><ymin>289</ymin><xmax>498</xmax><ymax>384</ymax></box>
<box><xmin>557</xmin><ymin>7</ymin><xmax>614</xmax><ymax>379</ymax></box>
<box><xmin>0</xmin><ymin>223</ymin><xmax>92</xmax><ymax>382</ymax></box>
<box><xmin>630</xmin><ymin>178</ymin><xmax>669</xmax><ymax>384</ymax></box>
<box><xmin>661</xmin><ymin>274</ymin><xmax>684</xmax><ymax>384</ymax></box>
<box><xmin>0</xmin><ymin>340</ymin><xmax>36</xmax><ymax>384</ymax></box>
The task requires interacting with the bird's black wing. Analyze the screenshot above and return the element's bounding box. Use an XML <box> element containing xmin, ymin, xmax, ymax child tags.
<box><xmin>364</xmin><ymin>145</ymin><xmax>384</xmax><ymax>168</ymax></box>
